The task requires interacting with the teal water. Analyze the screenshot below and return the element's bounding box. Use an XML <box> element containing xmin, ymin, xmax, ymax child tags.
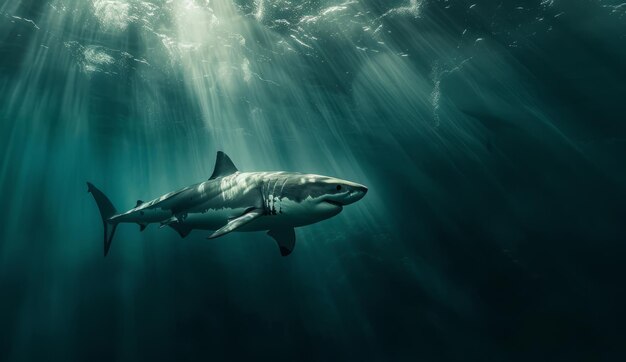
<box><xmin>1</xmin><ymin>1</ymin><xmax>625</xmax><ymax>361</ymax></box>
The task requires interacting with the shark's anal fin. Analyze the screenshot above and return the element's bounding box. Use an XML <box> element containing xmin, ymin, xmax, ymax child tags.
<box><xmin>209</xmin><ymin>151</ymin><xmax>238</xmax><ymax>180</ymax></box>
<box><xmin>207</xmin><ymin>208</ymin><xmax>262</xmax><ymax>239</ymax></box>
<box><xmin>267</xmin><ymin>228</ymin><xmax>295</xmax><ymax>256</ymax></box>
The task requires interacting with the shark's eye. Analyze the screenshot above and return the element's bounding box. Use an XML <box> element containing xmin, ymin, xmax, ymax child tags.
<box><xmin>336</xmin><ymin>185</ymin><xmax>342</xmax><ymax>191</ymax></box>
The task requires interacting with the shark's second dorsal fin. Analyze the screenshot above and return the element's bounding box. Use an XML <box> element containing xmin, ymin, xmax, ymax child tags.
<box><xmin>209</xmin><ymin>151</ymin><xmax>238</xmax><ymax>180</ymax></box>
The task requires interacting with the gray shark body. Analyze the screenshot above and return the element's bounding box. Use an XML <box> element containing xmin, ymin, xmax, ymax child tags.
<box><xmin>88</xmin><ymin>152</ymin><xmax>367</xmax><ymax>256</ymax></box>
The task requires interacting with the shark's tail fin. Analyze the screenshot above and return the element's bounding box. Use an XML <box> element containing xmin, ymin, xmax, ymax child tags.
<box><xmin>87</xmin><ymin>182</ymin><xmax>118</xmax><ymax>257</ymax></box>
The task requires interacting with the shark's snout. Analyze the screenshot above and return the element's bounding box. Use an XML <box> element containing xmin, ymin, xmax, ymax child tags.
<box><xmin>325</xmin><ymin>183</ymin><xmax>368</xmax><ymax>206</ymax></box>
<box><xmin>349</xmin><ymin>184</ymin><xmax>368</xmax><ymax>204</ymax></box>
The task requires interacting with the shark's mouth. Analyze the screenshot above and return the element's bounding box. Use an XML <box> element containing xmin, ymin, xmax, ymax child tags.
<box><xmin>324</xmin><ymin>199</ymin><xmax>344</xmax><ymax>207</ymax></box>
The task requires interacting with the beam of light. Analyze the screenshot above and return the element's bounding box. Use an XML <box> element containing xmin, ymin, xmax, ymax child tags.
<box><xmin>2</xmin><ymin>1</ymin><xmax>625</xmax><ymax>359</ymax></box>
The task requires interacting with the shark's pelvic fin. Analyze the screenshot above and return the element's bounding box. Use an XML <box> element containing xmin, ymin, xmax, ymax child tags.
<box><xmin>267</xmin><ymin>228</ymin><xmax>296</xmax><ymax>256</ymax></box>
<box><xmin>139</xmin><ymin>223</ymin><xmax>147</xmax><ymax>232</ymax></box>
<box><xmin>168</xmin><ymin>223</ymin><xmax>192</xmax><ymax>238</ymax></box>
<box><xmin>209</xmin><ymin>151</ymin><xmax>238</xmax><ymax>180</ymax></box>
<box><xmin>207</xmin><ymin>208</ymin><xmax>262</xmax><ymax>239</ymax></box>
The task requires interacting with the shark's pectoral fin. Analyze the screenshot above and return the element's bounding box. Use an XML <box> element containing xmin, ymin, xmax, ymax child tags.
<box><xmin>159</xmin><ymin>215</ymin><xmax>181</xmax><ymax>228</ymax></box>
<box><xmin>267</xmin><ymin>228</ymin><xmax>295</xmax><ymax>256</ymax></box>
<box><xmin>207</xmin><ymin>208</ymin><xmax>263</xmax><ymax>239</ymax></box>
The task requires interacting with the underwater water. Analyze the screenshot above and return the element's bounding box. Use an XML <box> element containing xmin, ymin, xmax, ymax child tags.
<box><xmin>1</xmin><ymin>0</ymin><xmax>625</xmax><ymax>360</ymax></box>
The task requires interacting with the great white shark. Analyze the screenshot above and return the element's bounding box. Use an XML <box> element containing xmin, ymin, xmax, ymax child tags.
<box><xmin>88</xmin><ymin>151</ymin><xmax>368</xmax><ymax>256</ymax></box>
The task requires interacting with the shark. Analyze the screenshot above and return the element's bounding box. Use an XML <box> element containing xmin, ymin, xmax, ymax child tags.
<box><xmin>88</xmin><ymin>151</ymin><xmax>368</xmax><ymax>256</ymax></box>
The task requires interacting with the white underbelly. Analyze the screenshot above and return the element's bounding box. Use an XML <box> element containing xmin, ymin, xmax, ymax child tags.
<box><xmin>180</xmin><ymin>209</ymin><xmax>319</xmax><ymax>232</ymax></box>
<box><xmin>117</xmin><ymin>207</ymin><xmax>172</xmax><ymax>223</ymax></box>
<box><xmin>175</xmin><ymin>198</ymin><xmax>338</xmax><ymax>232</ymax></box>
<box><xmin>182</xmin><ymin>208</ymin><xmax>247</xmax><ymax>230</ymax></box>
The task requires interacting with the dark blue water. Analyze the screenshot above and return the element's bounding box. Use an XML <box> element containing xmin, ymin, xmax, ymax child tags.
<box><xmin>1</xmin><ymin>1</ymin><xmax>625</xmax><ymax>361</ymax></box>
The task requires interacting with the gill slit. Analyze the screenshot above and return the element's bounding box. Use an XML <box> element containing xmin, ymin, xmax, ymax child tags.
<box><xmin>261</xmin><ymin>179</ymin><xmax>268</xmax><ymax>214</ymax></box>
<box><xmin>270</xmin><ymin>176</ymin><xmax>281</xmax><ymax>215</ymax></box>
<box><xmin>278</xmin><ymin>177</ymin><xmax>288</xmax><ymax>214</ymax></box>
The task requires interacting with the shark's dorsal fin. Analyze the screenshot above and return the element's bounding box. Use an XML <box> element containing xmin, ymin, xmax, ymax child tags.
<box><xmin>136</xmin><ymin>200</ymin><xmax>144</xmax><ymax>207</ymax></box>
<box><xmin>209</xmin><ymin>151</ymin><xmax>238</xmax><ymax>180</ymax></box>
